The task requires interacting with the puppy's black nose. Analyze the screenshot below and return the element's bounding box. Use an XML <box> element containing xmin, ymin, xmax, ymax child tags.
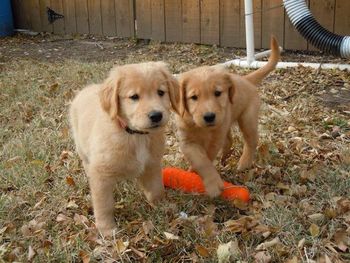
<box><xmin>203</xmin><ymin>112</ymin><xmax>216</xmax><ymax>123</ymax></box>
<box><xmin>149</xmin><ymin>111</ymin><xmax>163</xmax><ymax>123</ymax></box>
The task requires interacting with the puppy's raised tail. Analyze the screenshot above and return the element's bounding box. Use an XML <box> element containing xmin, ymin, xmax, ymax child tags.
<box><xmin>244</xmin><ymin>36</ymin><xmax>280</xmax><ymax>86</ymax></box>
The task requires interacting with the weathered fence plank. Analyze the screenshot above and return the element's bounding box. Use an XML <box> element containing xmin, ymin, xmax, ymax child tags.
<box><xmin>30</xmin><ymin>0</ymin><xmax>42</xmax><ymax>32</ymax></box>
<box><xmin>51</xmin><ymin>0</ymin><xmax>65</xmax><ymax>34</ymax></box>
<box><xmin>262</xmin><ymin>0</ymin><xmax>284</xmax><ymax>49</ymax></box>
<box><xmin>200</xmin><ymin>0</ymin><xmax>220</xmax><ymax>45</ymax></box>
<box><xmin>63</xmin><ymin>0</ymin><xmax>77</xmax><ymax>34</ymax></box>
<box><xmin>182</xmin><ymin>0</ymin><xmax>200</xmax><ymax>43</ymax></box>
<box><xmin>115</xmin><ymin>0</ymin><xmax>135</xmax><ymax>37</ymax></box>
<box><xmin>75</xmin><ymin>0</ymin><xmax>89</xmax><ymax>34</ymax></box>
<box><xmin>334</xmin><ymin>0</ymin><xmax>350</xmax><ymax>36</ymax></box>
<box><xmin>101</xmin><ymin>0</ymin><xmax>116</xmax><ymax>36</ymax></box>
<box><xmin>165</xmin><ymin>0</ymin><xmax>182</xmax><ymax>42</ymax></box>
<box><xmin>39</xmin><ymin>0</ymin><xmax>53</xmax><ymax>33</ymax></box>
<box><xmin>12</xmin><ymin>0</ymin><xmax>26</xmax><ymax>29</ymax></box>
<box><xmin>136</xmin><ymin>0</ymin><xmax>151</xmax><ymax>39</ymax></box>
<box><xmin>88</xmin><ymin>0</ymin><xmax>103</xmax><ymax>35</ymax></box>
<box><xmin>220</xmin><ymin>0</ymin><xmax>240</xmax><ymax>47</ymax></box>
<box><xmin>150</xmin><ymin>0</ymin><xmax>165</xmax><ymax>41</ymax></box>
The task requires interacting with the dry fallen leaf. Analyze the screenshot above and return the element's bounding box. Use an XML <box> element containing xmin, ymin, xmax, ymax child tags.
<box><xmin>337</xmin><ymin>198</ymin><xmax>350</xmax><ymax>215</ymax></box>
<box><xmin>316</xmin><ymin>254</ymin><xmax>333</xmax><ymax>263</ymax></box>
<box><xmin>115</xmin><ymin>239</ymin><xmax>129</xmax><ymax>254</ymax></box>
<box><xmin>79</xmin><ymin>250</ymin><xmax>90</xmax><ymax>263</ymax></box>
<box><xmin>27</xmin><ymin>246</ymin><xmax>36</xmax><ymax>261</ymax></box>
<box><xmin>163</xmin><ymin>231</ymin><xmax>179</xmax><ymax>240</ymax></box>
<box><xmin>130</xmin><ymin>246</ymin><xmax>146</xmax><ymax>259</ymax></box>
<box><xmin>233</xmin><ymin>199</ymin><xmax>248</xmax><ymax>210</ymax></box>
<box><xmin>30</xmin><ymin>159</ymin><xmax>44</xmax><ymax>166</ymax></box>
<box><xmin>256</xmin><ymin>237</ymin><xmax>281</xmax><ymax>250</ymax></box>
<box><xmin>60</xmin><ymin>150</ymin><xmax>73</xmax><ymax>161</ymax></box>
<box><xmin>298</xmin><ymin>238</ymin><xmax>305</xmax><ymax>248</ymax></box>
<box><xmin>333</xmin><ymin>230</ymin><xmax>349</xmax><ymax>252</ymax></box>
<box><xmin>142</xmin><ymin>220</ymin><xmax>154</xmax><ymax>235</ymax></box>
<box><xmin>0</xmin><ymin>226</ymin><xmax>8</xmax><ymax>235</ymax></box>
<box><xmin>73</xmin><ymin>213</ymin><xmax>89</xmax><ymax>226</ymax></box>
<box><xmin>217</xmin><ymin>239</ymin><xmax>240</xmax><ymax>263</ymax></box>
<box><xmin>56</xmin><ymin>213</ymin><xmax>71</xmax><ymax>224</ymax></box>
<box><xmin>66</xmin><ymin>200</ymin><xmax>78</xmax><ymax>209</ymax></box>
<box><xmin>195</xmin><ymin>244</ymin><xmax>210</xmax><ymax>258</ymax></box>
<box><xmin>33</xmin><ymin>197</ymin><xmax>46</xmax><ymax>209</ymax></box>
<box><xmin>308</xmin><ymin>213</ymin><xmax>325</xmax><ymax>223</ymax></box>
<box><xmin>309</xmin><ymin>223</ymin><xmax>320</xmax><ymax>237</ymax></box>
<box><xmin>285</xmin><ymin>256</ymin><xmax>299</xmax><ymax>263</ymax></box>
<box><xmin>21</xmin><ymin>219</ymin><xmax>46</xmax><ymax>237</ymax></box>
<box><xmin>65</xmin><ymin>176</ymin><xmax>76</xmax><ymax>187</ymax></box>
<box><xmin>254</xmin><ymin>251</ymin><xmax>271</xmax><ymax>263</ymax></box>
<box><xmin>324</xmin><ymin>208</ymin><xmax>337</xmax><ymax>219</ymax></box>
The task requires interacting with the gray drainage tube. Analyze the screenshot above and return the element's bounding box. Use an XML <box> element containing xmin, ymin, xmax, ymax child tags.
<box><xmin>283</xmin><ymin>0</ymin><xmax>350</xmax><ymax>58</ymax></box>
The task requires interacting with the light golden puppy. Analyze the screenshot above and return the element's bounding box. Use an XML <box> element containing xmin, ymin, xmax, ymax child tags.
<box><xmin>175</xmin><ymin>37</ymin><xmax>280</xmax><ymax>197</ymax></box>
<box><xmin>69</xmin><ymin>62</ymin><xmax>178</xmax><ymax>236</ymax></box>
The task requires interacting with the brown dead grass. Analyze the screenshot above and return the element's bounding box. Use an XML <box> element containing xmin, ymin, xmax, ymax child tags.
<box><xmin>0</xmin><ymin>35</ymin><xmax>349</xmax><ymax>263</ymax></box>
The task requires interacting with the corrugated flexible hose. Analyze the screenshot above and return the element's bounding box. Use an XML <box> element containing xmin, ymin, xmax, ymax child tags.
<box><xmin>283</xmin><ymin>0</ymin><xmax>350</xmax><ymax>58</ymax></box>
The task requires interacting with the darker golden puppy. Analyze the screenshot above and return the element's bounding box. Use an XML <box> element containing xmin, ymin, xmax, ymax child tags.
<box><xmin>175</xmin><ymin>37</ymin><xmax>280</xmax><ymax>197</ymax></box>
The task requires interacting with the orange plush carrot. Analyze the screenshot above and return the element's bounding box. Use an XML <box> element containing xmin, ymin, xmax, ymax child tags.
<box><xmin>162</xmin><ymin>167</ymin><xmax>250</xmax><ymax>203</ymax></box>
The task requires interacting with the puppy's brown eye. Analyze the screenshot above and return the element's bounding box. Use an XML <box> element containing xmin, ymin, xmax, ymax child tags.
<box><xmin>157</xmin><ymin>90</ymin><xmax>165</xmax><ymax>97</ymax></box>
<box><xmin>214</xmin><ymin>91</ymin><xmax>222</xmax><ymax>97</ymax></box>
<box><xmin>190</xmin><ymin>95</ymin><xmax>198</xmax><ymax>101</ymax></box>
<box><xmin>129</xmin><ymin>94</ymin><xmax>139</xmax><ymax>101</ymax></box>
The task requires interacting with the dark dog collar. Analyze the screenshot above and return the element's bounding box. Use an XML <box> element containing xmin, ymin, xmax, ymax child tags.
<box><xmin>125</xmin><ymin>126</ymin><xmax>149</xmax><ymax>135</ymax></box>
<box><xmin>117</xmin><ymin>117</ymin><xmax>149</xmax><ymax>135</ymax></box>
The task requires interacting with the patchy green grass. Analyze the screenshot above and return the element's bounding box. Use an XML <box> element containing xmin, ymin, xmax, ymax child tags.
<box><xmin>0</xmin><ymin>35</ymin><xmax>349</xmax><ymax>262</ymax></box>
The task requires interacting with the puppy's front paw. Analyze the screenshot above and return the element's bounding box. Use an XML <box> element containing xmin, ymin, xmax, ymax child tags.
<box><xmin>204</xmin><ymin>176</ymin><xmax>224</xmax><ymax>198</ymax></box>
<box><xmin>237</xmin><ymin>154</ymin><xmax>253</xmax><ymax>171</ymax></box>
<box><xmin>144</xmin><ymin>189</ymin><xmax>165</xmax><ymax>207</ymax></box>
<box><xmin>237</xmin><ymin>158</ymin><xmax>252</xmax><ymax>171</ymax></box>
<box><xmin>96</xmin><ymin>220</ymin><xmax>117</xmax><ymax>237</ymax></box>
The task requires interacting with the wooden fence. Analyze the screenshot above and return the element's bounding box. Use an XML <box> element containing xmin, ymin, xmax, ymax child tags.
<box><xmin>11</xmin><ymin>0</ymin><xmax>135</xmax><ymax>38</ymax></box>
<box><xmin>10</xmin><ymin>0</ymin><xmax>350</xmax><ymax>51</ymax></box>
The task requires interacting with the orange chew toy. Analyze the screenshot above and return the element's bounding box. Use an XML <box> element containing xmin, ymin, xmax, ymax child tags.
<box><xmin>162</xmin><ymin>167</ymin><xmax>250</xmax><ymax>203</ymax></box>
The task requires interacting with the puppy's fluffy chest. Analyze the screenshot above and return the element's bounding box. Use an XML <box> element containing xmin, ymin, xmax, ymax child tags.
<box><xmin>108</xmin><ymin>133</ymin><xmax>151</xmax><ymax>177</ymax></box>
<box><xmin>133</xmin><ymin>135</ymin><xmax>150</xmax><ymax>170</ymax></box>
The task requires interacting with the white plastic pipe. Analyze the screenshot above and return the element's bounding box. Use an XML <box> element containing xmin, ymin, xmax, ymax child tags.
<box><xmin>240</xmin><ymin>47</ymin><xmax>284</xmax><ymax>60</ymax></box>
<box><xmin>244</xmin><ymin>0</ymin><xmax>255</xmax><ymax>65</ymax></box>
<box><xmin>227</xmin><ymin>0</ymin><xmax>350</xmax><ymax>71</ymax></box>
<box><xmin>222</xmin><ymin>59</ymin><xmax>350</xmax><ymax>71</ymax></box>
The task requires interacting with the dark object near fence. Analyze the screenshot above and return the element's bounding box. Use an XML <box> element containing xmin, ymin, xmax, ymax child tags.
<box><xmin>0</xmin><ymin>0</ymin><xmax>14</xmax><ymax>36</ymax></box>
<box><xmin>47</xmin><ymin>8</ymin><xmax>64</xmax><ymax>24</ymax></box>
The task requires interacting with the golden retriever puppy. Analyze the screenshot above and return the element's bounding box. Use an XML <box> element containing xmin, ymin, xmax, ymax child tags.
<box><xmin>175</xmin><ymin>37</ymin><xmax>280</xmax><ymax>197</ymax></box>
<box><xmin>69</xmin><ymin>62</ymin><xmax>178</xmax><ymax>236</ymax></box>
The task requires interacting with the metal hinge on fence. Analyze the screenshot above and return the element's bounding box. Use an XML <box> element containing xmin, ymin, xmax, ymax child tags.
<box><xmin>47</xmin><ymin>8</ymin><xmax>64</xmax><ymax>24</ymax></box>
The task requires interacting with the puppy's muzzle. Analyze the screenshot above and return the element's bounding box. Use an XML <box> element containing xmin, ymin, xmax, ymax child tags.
<box><xmin>148</xmin><ymin>111</ymin><xmax>163</xmax><ymax>124</ymax></box>
<box><xmin>203</xmin><ymin>112</ymin><xmax>216</xmax><ymax>124</ymax></box>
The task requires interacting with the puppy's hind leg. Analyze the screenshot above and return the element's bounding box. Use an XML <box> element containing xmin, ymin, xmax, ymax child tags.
<box><xmin>237</xmin><ymin>108</ymin><xmax>259</xmax><ymax>171</ymax></box>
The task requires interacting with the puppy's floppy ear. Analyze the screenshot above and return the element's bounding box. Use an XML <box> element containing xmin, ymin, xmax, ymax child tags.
<box><xmin>99</xmin><ymin>68</ymin><xmax>121</xmax><ymax>120</ymax></box>
<box><xmin>223</xmin><ymin>73</ymin><xmax>235</xmax><ymax>104</ymax></box>
<box><xmin>157</xmin><ymin>62</ymin><xmax>180</xmax><ymax>114</ymax></box>
<box><xmin>167</xmin><ymin>75</ymin><xmax>180</xmax><ymax>114</ymax></box>
<box><xmin>179</xmin><ymin>77</ymin><xmax>189</xmax><ymax>117</ymax></box>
